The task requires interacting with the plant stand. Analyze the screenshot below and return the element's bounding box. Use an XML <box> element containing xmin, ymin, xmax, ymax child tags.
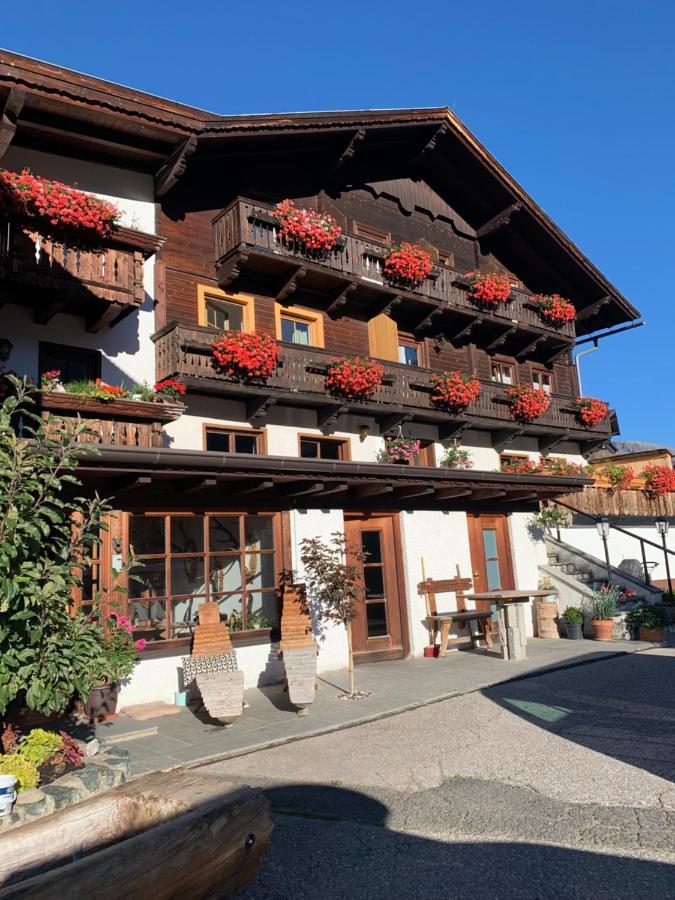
<box><xmin>280</xmin><ymin>586</ymin><xmax>317</xmax><ymax>715</ymax></box>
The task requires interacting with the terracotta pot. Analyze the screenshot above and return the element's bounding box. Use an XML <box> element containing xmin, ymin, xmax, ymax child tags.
<box><xmin>590</xmin><ymin>619</ymin><xmax>614</xmax><ymax>642</ymax></box>
<box><xmin>639</xmin><ymin>626</ymin><xmax>665</xmax><ymax>642</ymax></box>
<box><xmin>423</xmin><ymin>645</ymin><xmax>440</xmax><ymax>658</ymax></box>
<box><xmin>85</xmin><ymin>683</ymin><xmax>120</xmax><ymax>722</ymax></box>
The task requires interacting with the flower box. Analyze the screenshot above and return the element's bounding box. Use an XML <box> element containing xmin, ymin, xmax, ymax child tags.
<box><xmin>325</xmin><ymin>356</ymin><xmax>384</xmax><ymax>401</ymax></box>
<box><xmin>383</xmin><ymin>243</ymin><xmax>434</xmax><ymax>289</ymax></box>
<box><xmin>575</xmin><ymin>397</ymin><xmax>610</xmax><ymax>428</ymax></box>
<box><xmin>505</xmin><ymin>384</ymin><xmax>551</xmax><ymax>422</ymax></box>
<box><xmin>212</xmin><ymin>331</ymin><xmax>280</xmax><ymax>383</ymax></box>
<box><xmin>430</xmin><ymin>371</ymin><xmax>480</xmax><ymax>413</ymax></box>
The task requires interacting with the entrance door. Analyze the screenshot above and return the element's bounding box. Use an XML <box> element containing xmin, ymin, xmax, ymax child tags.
<box><xmin>344</xmin><ymin>515</ymin><xmax>406</xmax><ymax>664</ymax></box>
<box><xmin>467</xmin><ymin>513</ymin><xmax>516</xmax><ymax>620</ymax></box>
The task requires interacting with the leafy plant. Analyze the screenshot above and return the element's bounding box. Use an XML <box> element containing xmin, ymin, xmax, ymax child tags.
<box><xmin>92</xmin><ymin>613</ymin><xmax>145</xmax><ymax>685</ymax></box>
<box><xmin>585</xmin><ymin>584</ymin><xmax>621</xmax><ymax>621</ymax></box>
<box><xmin>0</xmin><ymin>754</ymin><xmax>39</xmax><ymax>791</ymax></box>
<box><xmin>440</xmin><ymin>444</ymin><xmax>473</xmax><ymax>470</ymax></box>
<box><xmin>51</xmin><ymin>731</ymin><xmax>85</xmax><ymax>769</ymax></box>
<box><xmin>625</xmin><ymin>605</ymin><xmax>666</xmax><ymax>629</ymax></box>
<box><xmin>130</xmin><ymin>381</ymin><xmax>156</xmax><ymax>402</ymax></box>
<box><xmin>299</xmin><ymin>532</ymin><xmax>365</xmax><ymax>696</ymax></box>
<box><xmin>662</xmin><ymin>591</ymin><xmax>675</xmax><ymax>603</ymax></box>
<box><xmin>600</xmin><ymin>463</ymin><xmax>634</xmax><ymax>491</ymax></box>
<box><xmin>533</xmin><ymin>506</ymin><xmax>569</xmax><ymax>530</ymax></box>
<box><xmin>18</xmin><ymin>728</ymin><xmax>63</xmax><ymax>766</ymax></box>
<box><xmin>563</xmin><ymin>606</ymin><xmax>584</xmax><ymax>625</ymax></box>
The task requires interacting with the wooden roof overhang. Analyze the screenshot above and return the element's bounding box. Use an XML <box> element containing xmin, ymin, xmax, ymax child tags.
<box><xmin>74</xmin><ymin>445</ymin><xmax>590</xmax><ymax>512</ymax></box>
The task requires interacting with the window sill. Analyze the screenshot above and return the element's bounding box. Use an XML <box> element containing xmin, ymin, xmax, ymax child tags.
<box><xmin>136</xmin><ymin>628</ymin><xmax>278</xmax><ymax>659</ymax></box>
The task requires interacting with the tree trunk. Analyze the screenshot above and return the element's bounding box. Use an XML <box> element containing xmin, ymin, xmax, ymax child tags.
<box><xmin>346</xmin><ymin>620</ymin><xmax>355</xmax><ymax>695</ymax></box>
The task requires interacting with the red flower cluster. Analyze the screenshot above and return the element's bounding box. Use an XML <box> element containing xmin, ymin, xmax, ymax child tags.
<box><xmin>94</xmin><ymin>379</ymin><xmax>127</xmax><ymax>401</ymax></box>
<box><xmin>0</xmin><ymin>168</ymin><xmax>120</xmax><ymax>238</ymax></box>
<box><xmin>505</xmin><ymin>384</ymin><xmax>551</xmax><ymax>422</ymax></box>
<box><xmin>273</xmin><ymin>200</ymin><xmax>342</xmax><ymax>252</ymax></box>
<box><xmin>641</xmin><ymin>465</ymin><xmax>675</xmax><ymax>498</ymax></box>
<box><xmin>544</xmin><ymin>458</ymin><xmax>588</xmax><ymax>476</ymax></box>
<box><xmin>40</xmin><ymin>369</ymin><xmax>62</xmax><ymax>390</ymax></box>
<box><xmin>501</xmin><ymin>457</ymin><xmax>543</xmax><ymax>474</ymax></box>
<box><xmin>212</xmin><ymin>331</ymin><xmax>280</xmax><ymax>383</ymax></box>
<box><xmin>430</xmin><ymin>371</ymin><xmax>481</xmax><ymax>413</ymax></box>
<box><xmin>599</xmin><ymin>463</ymin><xmax>634</xmax><ymax>492</ymax></box>
<box><xmin>383</xmin><ymin>243</ymin><xmax>434</xmax><ymax>288</ymax></box>
<box><xmin>575</xmin><ymin>396</ymin><xmax>609</xmax><ymax>427</ymax></box>
<box><xmin>325</xmin><ymin>356</ymin><xmax>384</xmax><ymax>401</ymax></box>
<box><xmin>501</xmin><ymin>455</ymin><xmax>587</xmax><ymax>475</ymax></box>
<box><xmin>154</xmin><ymin>378</ymin><xmax>186</xmax><ymax>400</ymax></box>
<box><xmin>531</xmin><ymin>293</ymin><xmax>576</xmax><ymax>325</ymax></box>
<box><xmin>465</xmin><ymin>271</ymin><xmax>512</xmax><ymax>305</ymax></box>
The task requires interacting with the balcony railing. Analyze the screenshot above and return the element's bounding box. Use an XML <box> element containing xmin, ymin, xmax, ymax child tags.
<box><xmin>153</xmin><ymin>323</ymin><xmax>613</xmax><ymax>450</ymax></box>
<box><xmin>212</xmin><ymin>198</ymin><xmax>576</xmax><ymax>349</ymax></box>
<box><xmin>0</xmin><ymin>218</ymin><xmax>159</xmax><ymax>331</ymax></box>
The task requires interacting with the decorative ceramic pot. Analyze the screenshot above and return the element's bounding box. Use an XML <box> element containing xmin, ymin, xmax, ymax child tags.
<box><xmin>590</xmin><ymin>619</ymin><xmax>614</xmax><ymax>642</ymax></box>
<box><xmin>565</xmin><ymin>622</ymin><xmax>583</xmax><ymax>640</ymax></box>
<box><xmin>639</xmin><ymin>626</ymin><xmax>665</xmax><ymax>642</ymax></box>
<box><xmin>84</xmin><ymin>683</ymin><xmax>120</xmax><ymax>722</ymax></box>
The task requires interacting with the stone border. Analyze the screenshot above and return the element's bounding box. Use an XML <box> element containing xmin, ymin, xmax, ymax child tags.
<box><xmin>0</xmin><ymin>747</ymin><xmax>130</xmax><ymax>832</ymax></box>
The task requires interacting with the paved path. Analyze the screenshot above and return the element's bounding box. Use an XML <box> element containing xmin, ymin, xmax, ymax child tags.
<box><xmin>200</xmin><ymin>649</ymin><xmax>675</xmax><ymax>899</ymax></box>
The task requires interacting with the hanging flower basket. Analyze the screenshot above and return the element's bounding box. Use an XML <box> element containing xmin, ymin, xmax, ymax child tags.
<box><xmin>440</xmin><ymin>444</ymin><xmax>473</xmax><ymax>470</ymax></box>
<box><xmin>212</xmin><ymin>331</ymin><xmax>280</xmax><ymax>383</ymax></box>
<box><xmin>575</xmin><ymin>396</ymin><xmax>609</xmax><ymax>428</ymax></box>
<box><xmin>531</xmin><ymin>293</ymin><xmax>576</xmax><ymax>325</ymax></box>
<box><xmin>465</xmin><ymin>271</ymin><xmax>512</xmax><ymax>305</ymax></box>
<box><xmin>0</xmin><ymin>168</ymin><xmax>120</xmax><ymax>239</ymax></box>
<box><xmin>383</xmin><ymin>243</ymin><xmax>434</xmax><ymax>289</ymax></box>
<box><xmin>430</xmin><ymin>371</ymin><xmax>480</xmax><ymax>413</ymax></box>
<box><xmin>377</xmin><ymin>436</ymin><xmax>421</xmax><ymax>464</ymax></box>
<box><xmin>325</xmin><ymin>356</ymin><xmax>384</xmax><ymax>401</ymax></box>
<box><xmin>273</xmin><ymin>199</ymin><xmax>342</xmax><ymax>253</ymax></box>
<box><xmin>641</xmin><ymin>465</ymin><xmax>675</xmax><ymax>498</ymax></box>
<box><xmin>505</xmin><ymin>384</ymin><xmax>551</xmax><ymax>422</ymax></box>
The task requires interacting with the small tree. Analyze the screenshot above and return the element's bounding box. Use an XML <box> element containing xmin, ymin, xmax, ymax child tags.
<box><xmin>0</xmin><ymin>377</ymin><xmax>109</xmax><ymax>716</ymax></box>
<box><xmin>299</xmin><ymin>532</ymin><xmax>365</xmax><ymax>696</ymax></box>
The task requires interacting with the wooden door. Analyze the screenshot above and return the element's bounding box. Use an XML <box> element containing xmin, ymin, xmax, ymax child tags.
<box><xmin>345</xmin><ymin>515</ymin><xmax>406</xmax><ymax>663</ymax></box>
<box><xmin>467</xmin><ymin>513</ymin><xmax>516</xmax><ymax>618</ymax></box>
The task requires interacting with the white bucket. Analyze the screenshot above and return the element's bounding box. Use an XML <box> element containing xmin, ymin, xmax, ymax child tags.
<box><xmin>0</xmin><ymin>774</ymin><xmax>17</xmax><ymax>817</ymax></box>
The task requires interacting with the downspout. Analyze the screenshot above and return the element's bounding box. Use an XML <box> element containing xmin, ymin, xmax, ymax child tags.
<box><xmin>573</xmin><ymin>339</ymin><xmax>599</xmax><ymax>395</ymax></box>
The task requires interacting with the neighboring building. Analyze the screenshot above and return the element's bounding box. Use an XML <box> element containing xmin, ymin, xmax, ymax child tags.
<box><xmin>0</xmin><ymin>51</ymin><xmax>642</xmax><ymax>705</ymax></box>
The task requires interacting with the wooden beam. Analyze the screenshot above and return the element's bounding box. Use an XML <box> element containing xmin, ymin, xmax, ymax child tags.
<box><xmin>355</xmin><ymin>484</ymin><xmax>394</xmax><ymax>498</ymax></box>
<box><xmin>317</xmin><ymin>403</ymin><xmax>347</xmax><ymax>430</ymax></box>
<box><xmin>227</xmin><ymin>479</ymin><xmax>274</xmax><ymax>496</ymax></box>
<box><xmin>515</xmin><ymin>335</ymin><xmax>544</xmax><ymax>360</ymax></box>
<box><xmin>485</xmin><ymin>325</ymin><xmax>517</xmax><ymax>352</ymax></box>
<box><xmin>476</xmin><ymin>203</ymin><xmax>523</xmax><ymax>239</ymax></box>
<box><xmin>449</xmin><ymin>316</ymin><xmax>483</xmax><ymax>343</ymax></box>
<box><xmin>500</xmin><ymin>490</ymin><xmax>538</xmax><ymax>502</ymax></box>
<box><xmin>413</xmin><ymin>306</ymin><xmax>443</xmax><ymax>338</ymax></box>
<box><xmin>278</xmin><ymin>481</ymin><xmax>325</xmax><ymax>498</ymax></box>
<box><xmin>154</xmin><ymin>135</ymin><xmax>198</xmax><ymax>197</ymax></box>
<box><xmin>325</xmin><ymin>128</ymin><xmax>366</xmax><ymax>180</ymax></box>
<box><xmin>276</xmin><ymin>266</ymin><xmax>307</xmax><ymax>302</ymax></box>
<box><xmin>434</xmin><ymin>487</ymin><xmax>472</xmax><ymax>500</ymax></box>
<box><xmin>492</xmin><ymin>428</ymin><xmax>525</xmax><ymax>452</ymax></box>
<box><xmin>34</xmin><ymin>298</ymin><xmax>67</xmax><ymax>326</ymax></box>
<box><xmin>111</xmin><ymin>476</ymin><xmax>152</xmax><ymax>494</ymax></box>
<box><xmin>216</xmin><ymin>250</ymin><xmax>250</xmax><ymax>287</ymax></box>
<box><xmin>375</xmin><ymin>294</ymin><xmax>402</xmax><ymax>317</ymax></box>
<box><xmin>176</xmin><ymin>477</ymin><xmax>218</xmax><ymax>494</ymax></box>
<box><xmin>245</xmin><ymin>395</ymin><xmax>277</xmax><ymax>423</ymax></box>
<box><xmin>326</xmin><ymin>282</ymin><xmax>356</xmax><ymax>319</ymax></box>
<box><xmin>576</xmin><ymin>296</ymin><xmax>611</xmax><ymax>322</ymax></box>
<box><xmin>409</xmin><ymin>123</ymin><xmax>448</xmax><ymax>167</ymax></box>
<box><xmin>319</xmin><ymin>482</ymin><xmax>349</xmax><ymax>497</ymax></box>
<box><xmin>544</xmin><ymin>343</ymin><xmax>572</xmax><ymax>365</ymax></box>
<box><xmin>378</xmin><ymin>412</ymin><xmax>412</xmax><ymax>434</ymax></box>
<box><xmin>393</xmin><ymin>485</ymin><xmax>435</xmax><ymax>499</ymax></box>
<box><xmin>538</xmin><ymin>433</ymin><xmax>571</xmax><ymax>454</ymax></box>
<box><xmin>86</xmin><ymin>302</ymin><xmax>125</xmax><ymax>334</ymax></box>
<box><xmin>471</xmin><ymin>488</ymin><xmax>508</xmax><ymax>501</ymax></box>
<box><xmin>438</xmin><ymin>421</ymin><xmax>468</xmax><ymax>441</ymax></box>
<box><xmin>0</xmin><ymin>87</ymin><xmax>25</xmax><ymax>161</ymax></box>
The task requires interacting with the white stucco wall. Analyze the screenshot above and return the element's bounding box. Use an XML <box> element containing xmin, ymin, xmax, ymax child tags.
<box><xmin>559</xmin><ymin>523</ymin><xmax>675</xmax><ymax>584</ymax></box>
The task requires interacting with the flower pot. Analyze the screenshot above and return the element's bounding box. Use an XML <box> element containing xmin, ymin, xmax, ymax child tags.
<box><xmin>590</xmin><ymin>619</ymin><xmax>614</xmax><ymax>641</ymax></box>
<box><xmin>565</xmin><ymin>622</ymin><xmax>583</xmax><ymax>640</ymax></box>
<box><xmin>639</xmin><ymin>626</ymin><xmax>665</xmax><ymax>642</ymax></box>
<box><xmin>84</xmin><ymin>683</ymin><xmax>120</xmax><ymax>722</ymax></box>
<box><xmin>0</xmin><ymin>775</ymin><xmax>17</xmax><ymax>817</ymax></box>
<box><xmin>423</xmin><ymin>645</ymin><xmax>439</xmax><ymax>658</ymax></box>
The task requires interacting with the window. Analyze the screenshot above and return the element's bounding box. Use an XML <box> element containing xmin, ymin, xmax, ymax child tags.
<box><xmin>127</xmin><ymin>513</ymin><xmax>280</xmax><ymax>641</ymax></box>
<box><xmin>39</xmin><ymin>343</ymin><xmax>101</xmax><ymax>384</ymax></box>
<box><xmin>491</xmin><ymin>361</ymin><xmax>514</xmax><ymax>385</ymax></box>
<box><xmin>353</xmin><ymin>221</ymin><xmax>390</xmax><ymax>245</ymax></box>
<box><xmin>198</xmin><ymin>286</ymin><xmax>255</xmax><ymax>333</ymax></box>
<box><xmin>299</xmin><ymin>436</ymin><xmax>350</xmax><ymax>461</ymax></box>
<box><xmin>275</xmin><ymin>305</ymin><xmax>324</xmax><ymax>348</ymax></box>
<box><xmin>436</xmin><ymin>248</ymin><xmax>455</xmax><ymax>269</ymax></box>
<box><xmin>397</xmin><ymin>332</ymin><xmax>427</xmax><ymax>368</ymax></box>
<box><xmin>204</xmin><ymin>427</ymin><xmax>265</xmax><ymax>454</ymax></box>
<box><xmin>531</xmin><ymin>369</ymin><xmax>553</xmax><ymax>395</ymax></box>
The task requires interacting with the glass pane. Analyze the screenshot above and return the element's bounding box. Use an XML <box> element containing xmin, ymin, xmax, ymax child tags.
<box><xmin>282</xmin><ymin>318</ymin><xmax>310</xmax><ymax>345</ymax></box>
<box><xmin>210</xmin><ymin>556</ymin><xmax>242</xmax><ymax>594</ymax></box>
<box><xmin>361</xmin><ymin>531</ymin><xmax>382</xmax><ymax>564</ymax></box>
<box><xmin>129</xmin><ymin>558</ymin><xmax>166</xmax><ymax>598</ymax></box>
<box><xmin>245</xmin><ymin>516</ymin><xmax>274</xmax><ymax>551</ymax></box>
<box><xmin>486</xmin><ymin>559</ymin><xmax>502</xmax><ymax>591</ymax></box>
<box><xmin>247</xmin><ymin>591</ymin><xmax>279</xmax><ymax>629</ymax></box>
<box><xmin>205</xmin><ymin>430</ymin><xmax>231</xmax><ymax>452</ymax></box>
<box><xmin>364</xmin><ymin>566</ymin><xmax>385</xmax><ymax>599</ymax></box>
<box><xmin>246</xmin><ymin>553</ymin><xmax>276</xmax><ymax>591</ymax></box>
<box><xmin>482</xmin><ymin>528</ymin><xmax>498</xmax><ymax>560</ymax></box>
<box><xmin>366</xmin><ymin>602</ymin><xmax>388</xmax><ymax>637</ymax></box>
<box><xmin>209</xmin><ymin>516</ymin><xmax>241</xmax><ymax>552</ymax></box>
<box><xmin>129</xmin><ymin>598</ymin><xmax>167</xmax><ymax>642</ymax></box>
<box><xmin>300</xmin><ymin>439</ymin><xmax>319</xmax><ymax>459</ymax></box>
<box><xmin>318</xmin><ymin>440</ymin><xmax>342</xmax><ymax>460</ymax></box>
<box><xmin>398</xmin><ymin>344</ymin><xmax>419</xmax><ymax>366</ymax></box>
<box><xmin>129</xmin><ymin>516</ymin><xmax>165</xmax><ymax>555</ymax></box>
<box><xmin>502</xmin><ymin>367</ymin><xmax>513</xmax><ymax>385</ymax></box>
<box><xmin>234</xmin><ymin>433</ymin><xmax>258</xmax><ymax>454</ymax></box>
<box><xmin>171</xmin><ymin>596</ymin><xmax>208</xmax><ymax>636</ymax></box>
<box><xmin>217</xmin><ymin>594</ymin><xmax>244</xmax><ymax>630</ymax></box>
<box><xmin>170</xmin><ymin>516</ymin><xmax>204</xmax><ymax>554</ymax></box>
<box><xmin>207</xmin><ymin>299</ymin><xmax>243</xmax><ymax>332</ymax></box>
<box><xmin>170</xmin><ymin>557</ymin><xmax>206</xmax><ymax>597</ymax></box>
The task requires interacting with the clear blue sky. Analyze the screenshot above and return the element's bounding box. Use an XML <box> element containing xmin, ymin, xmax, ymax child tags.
<box><xmin>4</xmin><ymin>1</ymin><xmax>674</xmax><ymax>444</ymax></box>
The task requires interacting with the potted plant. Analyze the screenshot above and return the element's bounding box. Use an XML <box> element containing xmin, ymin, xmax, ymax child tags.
<box><xmin>574</xmin><ymin>396</ymin><xmax>610</xmax><ymax>428</ymax></box>
<box><xmin>85</xmin><ymin>614</ymin><xmax>146</xmax><ymax>722</ymax></box>
<box><xmin>376</xmin><ymin>435</ymin><xmax>421</xmax><ymax>464</ymax></box>
<box><xmin>430</xmin><ymin>371</ymin><xmax>480</xmax><ymax>413</ymax></box>
<box><xmin>641</xmin><ymin>465</ymin><xmax>675</xmax><ymax>498</ymax></box>
<box><xmin>563</xmin><ymin>606</ymin><xmax>584</xmax><ymax>640</ymax></box>
<box><xmin>531</xmin><ymin>293</ymin><xmax>576</xmax><ymax>325</ymax></box>
<box><xmin>505</xmin><ymin>384</ymin><xmax>551</xmax><ymax>422</ymax></box>
<box><xmin>153</xmin><ymin>377</ymin><xmax>187</xmax><ymax>403</ymax></box>
<box><xmin>273</xmin><ymin>199</ymin><xmax>342</xmax><ymax>254</ymax></box>
<box><xmin>383</xmin><ymin>243</ymin><xmax>434</xmax><ymax>289</ymax></box>
<box><xmin>502</xmin><ymin>457</ymin><xmax>543</xmax><ymax>474</ymax></box>
<box><xmin>585</xmin><ymin>584</ymin><xmax>621</xmax><ymax>641</ymax></box>
<box><xmin>625</xmin><ymin>605</ymin><xmax>667</xmax><ymax>642</ymax></box>
<box><xmin>439</xmin><ymin>443</ymin><xmax>473</xmax><ymax>470</ymax></box>
<box><xmin>212</xmin><ymin>331</ymin><xmax>280</xmax><ymax>383</ymax></box>
<box><xmin>325</xmin><ymin>356</ymin><xmax>384</xmax><ymax>401</ymax></box>
<box><xmin>533</xmin><ymin>506</ymin><xmax>569</xmax><ymax>531</ymax></box>
<box><xmin>464</xmin><ymin>271</ymin><xmax>512</xmax><ymax>305</ymax></box>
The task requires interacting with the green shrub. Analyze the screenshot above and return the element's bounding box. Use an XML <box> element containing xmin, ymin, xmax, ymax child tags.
<box><xmin>563</xmin><ymin>606</ymin><xmax>584</xmax><ymax>625</ymax></box>
<box><xmin>533</xmin><ymin>506</ymin><xmax>569</xmax><ymax>530</ymax></box>
<box><xmin>585</xmin><ymin>584</ymin><xmax>621</xmax><ymax>620</ymax></box>
<box><xmin>0</xmin><ymin>754</ymin><xmax>39</xmax><ymax>791</ymax></box>
<box><xmin>625</xmin><ymin>605</ymin><xmax>666</xmax><ymax>629</ymax></box>
<box><xmin>18</xmin><ymin>728</ymin><xmax>63</xmax><ymax>766</ymax></box>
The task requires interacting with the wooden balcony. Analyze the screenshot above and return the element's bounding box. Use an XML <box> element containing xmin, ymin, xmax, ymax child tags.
<box><xmin>556</xmin><ymin>486</ymin><xmax>675</xmax><ymax>519</ymax></box>
<box><xmin>37</xmin><ymin>391</ymin><xmax>184</xmax><ymax>448</ymax></box>
<box><xmin>153</xmin><ymin>323</ymin><xmax>614</xmax><ymax>453</ymax></box>
<box><xmin>0</xmin><ymin>218</ymin><xmax>161</xmax><ymax>332</ymax></box>
<box><xmin>212</xmin><ymin>198</ymin><xmax>575</xmax><ymax>363</ymax></box>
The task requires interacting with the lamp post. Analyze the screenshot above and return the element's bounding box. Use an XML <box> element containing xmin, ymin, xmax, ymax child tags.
<box><xmin>596</xmin><ymin>517</ymin><xmax>612</xmax><ymax>583</ymax></box>
<box><xmin>655</xmin><ymin>519</ymin><xmax>673</xmax><ymax>596</ymax></box>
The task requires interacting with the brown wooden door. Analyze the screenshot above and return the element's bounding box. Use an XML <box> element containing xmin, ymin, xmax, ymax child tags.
<box><xmin>345</xmin><ymin>515</ymin><xmax>406</xmax><ymax>663</ymax></box>
<box><xmin>467</xmin><ymin>513</ymin><xmax>516</xmax><ymax>619</ymax></box>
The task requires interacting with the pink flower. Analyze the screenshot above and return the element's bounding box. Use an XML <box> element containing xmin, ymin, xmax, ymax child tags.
<box><xmin>135</xmin><ymin>639</ymin><xmax>148</xmax><ymax>651</ymax></box>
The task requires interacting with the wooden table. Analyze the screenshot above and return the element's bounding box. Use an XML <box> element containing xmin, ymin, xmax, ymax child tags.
<box><xmin>466</xmin><ymin>590</ymin><xmax>554</xmax><ymax>661</ymax></box>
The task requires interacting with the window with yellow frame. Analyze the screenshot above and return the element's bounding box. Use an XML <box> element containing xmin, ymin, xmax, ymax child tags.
<box><xmin>198</xmin><ymin>285</ymin><xmax>255</xmax><ymax>333</ymax></box>
<box><xmin>274</xmin><ymin>304</ymin><xmax>324</xmax><ymax>348</ymax></box>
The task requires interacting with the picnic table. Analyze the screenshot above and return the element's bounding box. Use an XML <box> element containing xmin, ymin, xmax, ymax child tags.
<box><xmin>466</xmin><ymin>590</ymin><xmax>554</xmax><ymax>661</ymax></box>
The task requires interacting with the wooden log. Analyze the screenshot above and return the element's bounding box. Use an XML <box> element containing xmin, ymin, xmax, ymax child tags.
<box><xmin>0</xmin><ymin>770</ymin><xmax>271</xmax><ymax>898</ymax></box>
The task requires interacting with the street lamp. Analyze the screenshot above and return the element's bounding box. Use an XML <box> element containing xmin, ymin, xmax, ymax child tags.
<box><xmin>655</xmin><ymin>519</ymin><xmax>673</xmax><ymax>596</ymax></box>
<box><xmin>596</xmin><ymin>517</ymin><xmax>612</xmax><ymax>583</ymax></box>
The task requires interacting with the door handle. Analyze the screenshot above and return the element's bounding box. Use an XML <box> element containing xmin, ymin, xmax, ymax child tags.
<box><xmin>473</xmin><ymin>572</ymin><xmax>479</xmax><ymax>577</ymax></box>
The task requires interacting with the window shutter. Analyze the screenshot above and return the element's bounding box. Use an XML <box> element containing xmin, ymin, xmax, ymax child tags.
<box><xmin>367</xmin><ymin>314</ymin><xmax>398</xmax><ymax>361</ymax></box>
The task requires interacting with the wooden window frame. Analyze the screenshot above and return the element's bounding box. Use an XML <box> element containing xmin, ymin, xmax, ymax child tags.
<box><xmin>353</xmin><ymin>221</ymin><xmax>390</xmax><ymax>246</ymax></box>
<box><xmin>275</xmin><ymin>304</ymin><xmax>325</xmax><ymax>348</ymax></box>
<box><xmin>202</xmin><ymin>424</ymin><xmax>267</xmax><ymax>454</ymax></box>
<box><xmin>490</xmin><ymin>356</ymin><xmax>516</xmax><ymax>385</ymax></box>
<box><xmin>197</xmin><ymin>285</ymin><xmax>255</xmax><ymax>333</ymax></box>
<box><xmin>297</xmin><ymin>434</ymin><xmax>351</xmax><ymax>461</ymax></box>
<box><xmin>529</xmin><ymin>365</ymin><xmax>555</xmax><ymax>395</ymax></box>
<box><xmin>397</xmin><ymin>331</ymin><xmax>428</xmax><ymax>368</ymax></box>
<box><xmin>38</xmin><ymin>342</ymin><xmax>101</xmax><ymax>383</ymax></box>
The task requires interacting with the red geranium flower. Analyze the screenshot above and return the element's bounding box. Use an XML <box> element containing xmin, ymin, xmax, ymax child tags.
<box><xmin>212</xmin><ymin>331</ymin><xmax>280</xmax><ymax>383</ymax></box>
<box><xmin>153</xmin><ymin>378</ymin><xmax>186</xmax><ymax>400</ymax></box>
<box><xmin>273</xmin><ymin>200</ymin><xmax>342</xmax><ymax>253</ymax></box>
<box><xmin>531</xmin><ymin>293</ymin><xmax>576</xmax><ymax>325</ymax></box>
<box><xmin>641</xmin><ymin>465</ymin><xmax>675</xmax><ymax>498</ymax></box>
<box><xmin>575</xmin><ymin>397</ymin><xmax>609</xmax><ymax>427</ymax></box>
<box><xmin>465</xmin><ymin>271</ymin><xmax>512</xmax><ymax>305</ymax></box>
<box><xmin>383</xmin><ymin>243</ymin><xmax>433</xmax><ymax>289</ymax></box>
<box><xmin>430</xmin><ymin>371</ymin><xmax>480</xmax><ymax>413</ymax></box>
<box><xmin>325</xmin><ymin>356</ymin><xmax>384</xmax><ymax>401</ymax></box>
<box><xmin>505</xmin><ymin>384</ymin><xmax>551</xmax><ymax>422</ymax></box>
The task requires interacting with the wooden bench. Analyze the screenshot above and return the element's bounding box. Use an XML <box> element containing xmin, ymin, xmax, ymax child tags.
<box><xmin>418</xmin><ymin>574</ymin><xmax>493</xmax><ymax>658</ymax></box>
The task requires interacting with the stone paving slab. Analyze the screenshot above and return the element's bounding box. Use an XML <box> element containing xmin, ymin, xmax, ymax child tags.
<box><xmin>98</xmin><ymin>639</ymin><xmax>658</xmax><ymax>777</ymax></box>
